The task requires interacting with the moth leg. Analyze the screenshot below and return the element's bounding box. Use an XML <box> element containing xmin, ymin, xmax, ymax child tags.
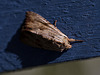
<box><xmin>54</xmin><ymin>20</ymin><xmax>57</xmax><ymax>27</ymax></box>
<box><xmin>68</xmin><ymin>38</ymin><xmax>83</xmax><ymax>42</ymax></box>
<box><xmin>67</xmin><ymin>44</ymin><xmax>72</xmax><ymax>49</ymax></box>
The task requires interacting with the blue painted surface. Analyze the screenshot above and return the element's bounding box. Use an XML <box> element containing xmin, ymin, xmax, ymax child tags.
<box><xmin>0</xmin><ymin>0</ymin><xmax>100</xmax><ymax>72</ymax></box>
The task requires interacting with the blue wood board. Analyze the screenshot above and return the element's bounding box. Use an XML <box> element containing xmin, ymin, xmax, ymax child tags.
<box><xmin>0</xmin><ymin>0</ymin><xmax>100</xmax><ymax>72</ymax></box>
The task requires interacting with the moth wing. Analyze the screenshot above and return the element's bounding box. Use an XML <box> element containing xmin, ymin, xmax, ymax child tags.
<box><xmin>21</xmin><ymin>11</ymin><xmax>70</xmax><ymax>51</ymax></box>
<box><xmin>24</xmin><ymin>11</ymin><xmax>51</xmax><ymax>28</ymax></box>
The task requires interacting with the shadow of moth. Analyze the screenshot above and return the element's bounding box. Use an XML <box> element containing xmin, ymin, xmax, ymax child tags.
<box><xmin>20</xmin><ymin>11</ymin><xmax>83</xmax><ymax>52</ymax></box>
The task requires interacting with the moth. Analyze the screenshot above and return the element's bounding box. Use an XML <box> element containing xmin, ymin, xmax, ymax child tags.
<box><xmin>20</xmin><ymin>11</ymin><xmax>83</xmax><ymax>52</ymax></box>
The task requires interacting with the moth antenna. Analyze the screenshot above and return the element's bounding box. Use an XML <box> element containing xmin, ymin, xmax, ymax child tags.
<box><xmin>54</xmin><ymin>20</ymin><xmax>57</xmax><ymax>27</ymax></box>
<box><xmin>68</xmin><ymin>38</ymin><xmax>83</xmax><ymax>42</ymax></box>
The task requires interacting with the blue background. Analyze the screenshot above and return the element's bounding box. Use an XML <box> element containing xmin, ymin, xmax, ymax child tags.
<box><xmin>0</xmin><ymin>0</ymin><xmax>100</xmax><ymax>72</ymax></box>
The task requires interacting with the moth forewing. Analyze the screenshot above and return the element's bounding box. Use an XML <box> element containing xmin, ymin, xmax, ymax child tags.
<box><xmin>20</xmin><ymin>11</ymin><xmax>83</xmax><ymax>52</ymax></box>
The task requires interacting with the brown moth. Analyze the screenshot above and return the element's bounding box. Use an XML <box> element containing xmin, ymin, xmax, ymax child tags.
<box><xmin>20</xmin><ymin>11</ymin><xmax>83</xmax><ymax>52</ymax></box>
